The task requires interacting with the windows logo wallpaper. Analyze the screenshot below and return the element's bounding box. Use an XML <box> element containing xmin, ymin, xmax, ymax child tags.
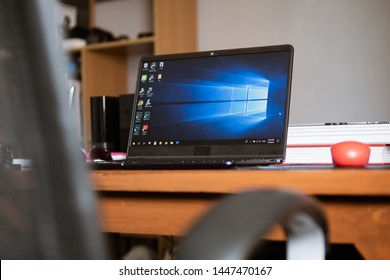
<box><xmin>135</xmin><ymin>51</ymin><xmax>290</xmax><ymax>144</ymax></box>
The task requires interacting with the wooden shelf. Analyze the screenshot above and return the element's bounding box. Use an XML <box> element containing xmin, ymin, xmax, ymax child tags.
<box><xmin>85</xmin><ymin>36</ymin><xmax>155</xmax><ymax>52</ymax></box>
<box><xmin>78</xmin><ymin>0</ymin><xmax>197</xmax><ymax>151</ymax></box>
<box><xmin>66</xmin><ymin>37</ymin><xmax>155</xmax><ymax>53</ymax></box>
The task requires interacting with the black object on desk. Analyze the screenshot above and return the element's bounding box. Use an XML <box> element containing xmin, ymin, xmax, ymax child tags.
<box><xmin>90</xmin><ymin>96</ymin><xmax>120</xmax><ymax>151</ymax></box>
<box><xmin>119</xmin><ymin>94</ymin><xmax>135</xmax><ymax>153</ymax></box>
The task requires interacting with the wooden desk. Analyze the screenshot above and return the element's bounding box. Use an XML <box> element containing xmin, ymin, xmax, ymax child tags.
<box><xmin>90</xmin><ymin>169</ymin><xmax>390</xmax><ymax>259</ymax></box>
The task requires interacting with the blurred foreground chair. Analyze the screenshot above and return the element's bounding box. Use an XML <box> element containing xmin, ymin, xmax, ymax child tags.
<box><xmin>177</xmin><ymin>189</ymin><xmax>328</xmax><ymax>259</ymax></box>
<box><xmin>0</xmin><ymin>0</ymin><xmax>327</xmax><ymax>259</ymax></box>
<box><xmin>0</xmin><ymin>0</ymin><xmax>106</xmax><ymax>259</ymax></box>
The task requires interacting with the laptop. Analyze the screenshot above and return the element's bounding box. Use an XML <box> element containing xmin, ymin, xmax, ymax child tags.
<box><xmin>92</xmin><ymin>44</ymin><xmax>294</xmax><ymax>169</ymax></box>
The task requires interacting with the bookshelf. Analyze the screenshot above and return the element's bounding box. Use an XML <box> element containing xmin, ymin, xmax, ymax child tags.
<box><xmin>68</xmin><ymin>0</ymin><xmax>198</xmax><ymax>150</ymax></box>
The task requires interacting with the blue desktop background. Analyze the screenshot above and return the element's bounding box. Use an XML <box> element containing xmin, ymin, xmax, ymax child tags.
<box><xmin>136</xmin><ymin>51</ymin><xmax>291</xmax><ymax>143</ymax></box>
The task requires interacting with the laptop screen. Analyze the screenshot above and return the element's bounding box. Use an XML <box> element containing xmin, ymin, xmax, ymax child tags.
<box><xmin>128</xmin><ymin>45</ymin><xmax>293</xmax><ymax>160</ymax></box>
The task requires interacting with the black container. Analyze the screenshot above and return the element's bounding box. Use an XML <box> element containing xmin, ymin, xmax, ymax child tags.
<box><xmin>119</xmin><ymin>94</ymin><xmax>135</xmax><ymax>152</ymax></box>
<box><xmin>90</xmin><ymin>96</ymin><xmax>120</xmax><ymax>152</ymax></box>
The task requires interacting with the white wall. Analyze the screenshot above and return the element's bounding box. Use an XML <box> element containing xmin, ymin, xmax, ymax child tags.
<box><xmin>95</xmin><ymin>0</ymin><xmax>153</xmax><ymax>92</ymax></box>
<box><xmin>95</xmin><ymin>0</ymin><xmax>152</xmax><ymax>39</ymax></box>
<box><xmin>198</xmin><ymin>0</ymin><xmax>390</xmax><ymax>124</ymax></box>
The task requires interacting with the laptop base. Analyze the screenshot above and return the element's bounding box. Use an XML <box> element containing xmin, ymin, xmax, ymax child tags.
<box><xmin>88</xmin><ymin>157</ymin><xmax>283</xmax><ymax>170</ymax></box>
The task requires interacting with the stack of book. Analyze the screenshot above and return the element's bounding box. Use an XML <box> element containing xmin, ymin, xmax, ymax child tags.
<box><xmin>285</xmin><ymin>121</ymin><xmax>390</xmax><ymax>165</ymax></box>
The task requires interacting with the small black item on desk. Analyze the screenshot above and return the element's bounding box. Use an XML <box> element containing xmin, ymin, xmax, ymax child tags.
<box><xmin>0</xmin><ymin>144</ymin><xmax>21</xmax><ymax>170</ymax></box>
<box><xmin>90</xmin><ymin>96</ymin><xmax>120</xmax><ymax>152</ymax></box>
<box><xmin>89</xmin><ymin>146</ymin><xmax>112</xmax><ymax>161</ymax></box>
<box><xmin>0</xmin><ymin>144</ymin><xmax>13</xmax><ymax>165</ymax></box>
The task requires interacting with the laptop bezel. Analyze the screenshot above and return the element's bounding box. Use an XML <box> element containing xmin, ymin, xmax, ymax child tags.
<box><xmin>126</xmin><ymin>44</ymin><xmax>294</xmax><ymax>165</ymax></box>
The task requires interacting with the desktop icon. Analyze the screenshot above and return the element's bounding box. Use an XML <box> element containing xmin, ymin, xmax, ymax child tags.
<box><xmin>143</xmin><ymin>111</ymin><xmax>150</xmax><ymax>119</ymax></box>
<box><xmin>133</xmin><ymin>124</ymin><xmax>141</xmax><ymax>134</ymax></box>
<box><xmin>142</xmin><ymin>124</ymin><xmax>149</xmax><ymax>132</ymax></box>
<box><xmin>136</xmin><ymin>112</ymin><xmax>143</xmax><ymax>120</ymax></box>
<box><xmin>141</xmin><ymin>74</ymin><xmax>147</xmax><ymax>82</ymax></box>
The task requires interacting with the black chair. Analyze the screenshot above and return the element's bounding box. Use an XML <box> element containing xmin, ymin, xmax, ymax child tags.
<box><xmin>177</xmin><ymin>189</ymin><xmax>328</xmax><ymax>260</ymax></box>
<box><xmin>0</xmin><ymin>0</ymin><xmax>105</xmax><ymax>259</ymax></box>
<box><xmin>0</xmin><ymin>0</ymin><xmax>328</xmax><ymax>260</ymax></box>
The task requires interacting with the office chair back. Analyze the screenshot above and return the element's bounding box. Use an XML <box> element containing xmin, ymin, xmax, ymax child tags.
<box><xmin>0</xmin><ymin>0</ymin><xmax>106</xmax><ymax>259</ymax></box>
<box><xmin>177</xmin><ymin>189</ymin><xmax>328</xmax><ymax>260</ymax></box>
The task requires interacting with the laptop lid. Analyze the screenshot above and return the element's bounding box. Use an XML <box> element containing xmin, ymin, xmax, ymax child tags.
<box><xmin>127</xmin><ymin>44</ymin><xmax>294</xmax><ymax>164</ymax></box>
